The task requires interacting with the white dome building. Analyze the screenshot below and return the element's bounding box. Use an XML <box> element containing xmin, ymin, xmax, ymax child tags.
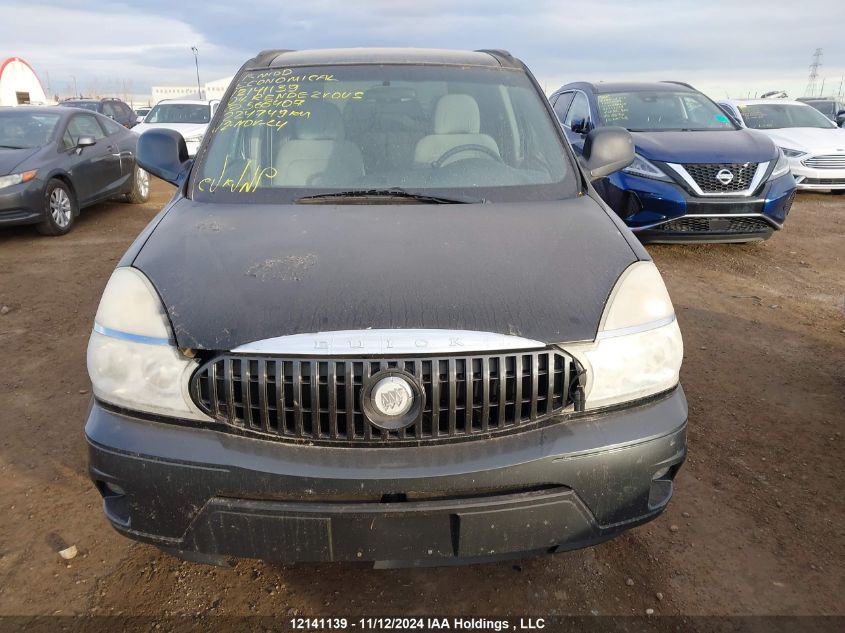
<box><xmin>0</xmin><ymin>57</ymin><xmax>48</xmax><ymax>106</ymax></box>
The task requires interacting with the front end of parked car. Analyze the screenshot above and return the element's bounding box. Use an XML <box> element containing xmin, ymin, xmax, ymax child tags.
<box><xmin>599</xmin><ymin>147</ymin><xmax>796</xmax><ymax>243</ymax></box>
<box><xmin>85</xmin><ymin>255</ymin><xmax>686</xmax><ymax>566</ymax></box>
<box><xmin>0</xmin><ymin>167</ymin><xmax>45</xmax><ymax>227</ymax></box>
<box><xmin>782</xmin><ymin>149</ymin><xmax>845</xmax><ymax>191</ymax></box>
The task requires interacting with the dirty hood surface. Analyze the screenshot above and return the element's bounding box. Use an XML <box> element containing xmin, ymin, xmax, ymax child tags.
<box><xmin>132</xmin><ymin>196</ymin><xmax>638</xmax><ymax>350</ymax></box>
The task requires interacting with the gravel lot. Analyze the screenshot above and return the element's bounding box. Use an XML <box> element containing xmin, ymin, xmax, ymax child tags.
<box><xmin>0</xmin><ymin>180</ymin><xmax>842</xmax><ymax>623</ymax></box>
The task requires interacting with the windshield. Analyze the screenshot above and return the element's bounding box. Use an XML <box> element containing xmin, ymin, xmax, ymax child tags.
<box><xmin>739</xmin><ymin>103</ymin><xmax>835</xmax><ymax>129</ymax></box>
<box><xmin>596</xmin><ymin>90</ymin><xmax>736</xmax><ymax>132</ymax></box>
<box><xmin>0</xmin><ymin>111</ymin><xmax>60</xmax><ymax>148</ymax></box>
<box><xmin>191</xmin><ymin>64</ymin><xmax>576</xmax><ymax>203</ymax></box>
<box><xmin>145</xmin><ymin>103</ymin><xmax>210</xmax><ymax>124</ymax></box>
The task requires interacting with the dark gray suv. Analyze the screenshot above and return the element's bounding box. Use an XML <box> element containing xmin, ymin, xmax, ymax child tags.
<box><xmin>85</xmin><ymin>48</ymin><xmax>687</xmax><ymax>566</ymax></box>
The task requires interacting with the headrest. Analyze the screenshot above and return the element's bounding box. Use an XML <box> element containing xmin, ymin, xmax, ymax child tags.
<box><xmin>294</xmin><ymin>102</ymin><xmax>345</xmax><ymax>141</ymax></box>
<box><xmin>433</xmin><ymin>94</ymin><xmax>480</xmax><ymax>135</ymax></box>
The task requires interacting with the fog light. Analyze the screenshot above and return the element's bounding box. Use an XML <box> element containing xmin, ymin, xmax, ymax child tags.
<box><xmin>652</xmin><ymin>466</ymin><xmax>670</xmax><ymax>480</ymax></box>
<box><xmin>105</xmin><ymin>481</ymin><xmax>126</xmax><ymax>495</ymax></box>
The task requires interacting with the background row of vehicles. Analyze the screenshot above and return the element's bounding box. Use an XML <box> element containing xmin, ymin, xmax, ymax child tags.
<box><xmin>0</xmin><ymin>97</ymin><xmax>218</xmax><ymax>235</ymax></box>
<box><xmin>1</xmin><ymin>75</ymin><xmax>843</xmax><ymax>240</ymax></box>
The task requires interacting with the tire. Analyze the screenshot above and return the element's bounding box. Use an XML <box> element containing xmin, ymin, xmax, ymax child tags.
<box><xmin>126</xmin><ymin>164</ymin><xmax>151</xmax><ymax>204</ymax></box>
<box><xmin>36</xmin><ymin>179</ymin><xmax>77</xmax><ymax>236</ymax></box>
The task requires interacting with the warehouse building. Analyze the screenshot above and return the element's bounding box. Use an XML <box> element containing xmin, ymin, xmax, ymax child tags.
<box><xmin>0</xmin><ymin>57</ymin><xmax>49</xmax><ymax>106</ymax></box>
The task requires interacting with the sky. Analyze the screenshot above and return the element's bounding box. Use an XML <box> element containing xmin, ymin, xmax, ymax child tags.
<box><xmin>2</xmin><ymin>0</ymin><xmax>844</xmax><ymax>102</ymax></box>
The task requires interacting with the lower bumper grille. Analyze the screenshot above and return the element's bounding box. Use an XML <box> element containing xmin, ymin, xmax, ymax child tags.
<box><xmin>190</xmin><ymin>350</ymin><xmax>576</xmax><ymax>445</ymax></box>
<box><xmin>800</xmin><ymin>177</ymin><xmax>845</xmax><ymax>185</ymax></box>
<box><xmin>658</xmin><ymin>216</ymin><xmax>772</xmax><ymax>234</ymax></box>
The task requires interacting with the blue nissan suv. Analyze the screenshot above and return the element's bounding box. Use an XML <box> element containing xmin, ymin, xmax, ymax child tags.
<box><xmin>550</xmin><ymin>81</ymin><xmax>796</xmax><ymax>242</ymax></box>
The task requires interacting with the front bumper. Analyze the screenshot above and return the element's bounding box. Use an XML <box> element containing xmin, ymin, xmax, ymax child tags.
<box><xmin>86</xmin><ymin>387</ymin><xmax>688</xmax><ymax>566</ymax></box>
<box><xmin>599</xmin><ymin>171</ymin><xmax>795</xmax><ymax>243</ymax></box>
<box><xmin>0</xmin><ymin>179</ymin><xmax>44</xmax><ymax>227</ymax></box>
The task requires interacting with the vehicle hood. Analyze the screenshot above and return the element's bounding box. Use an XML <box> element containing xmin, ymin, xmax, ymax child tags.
<box><xmin>631</xmin><ymin>129</ymin><xmax>776</xmax><ymax>163</ymax></box>
<box><xmin>754</xmin><ymin>127</ymin><xmax>845</xmax><ymax>154</ymax></box>
<box><xmin>133</xmin><ymin>122</ymin><xmax>208</xmax><ymax>139</ymax></box>
<box><xmin>132</xmin><ymin>197</ymin><xmax>638</xmax><ymax>350</ymax></box>
<box><xmin>0</xmin><ymin>147</ymin><xmax>39</xmax><ymax>176</ymax></box>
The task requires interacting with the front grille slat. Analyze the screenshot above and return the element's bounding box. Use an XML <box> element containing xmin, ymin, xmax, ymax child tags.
<box><xmin>682</xmin><ymin>162</ymin><xmax>758</xmax><ymax>193</ymax></box>
<box><xmin>803</xmin><ymin>155</ymin><xmax>845</xmax><ymax>169</ymax></box>
<box><xmin>192</xmin><ymin>348</ymin><xmax>577</xmax><ymax>446</ymax></box>
<box><xmin>292</xmin><ymin>360</ymin><xmax>303</xmax><ymax>437</ymax></box>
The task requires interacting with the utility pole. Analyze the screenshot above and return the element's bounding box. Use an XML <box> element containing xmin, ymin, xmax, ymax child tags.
<box><xmin>804</xmin><ymin>48</ymin><xmax>822</xmax><ymax>97</ymax></box>
<box><xmin>191</xmin><ymin>46</ymin><xmax>202</xmax><ymax>100</ymax></box>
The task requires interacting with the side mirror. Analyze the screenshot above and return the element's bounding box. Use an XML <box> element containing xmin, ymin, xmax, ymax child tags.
<box><xmin>570</xmin><ymin>117</ymin><xmax>592</xmax><ymax>135</ymax></box>
<box><xmin>579</xmin><ymin>126</ymin><xmax>635</xmax><ymax>179</ymax></box>
<box><xmin>836</xmin><ymin>111</ymin><xmax>845</xmax><ymax>125</ymax></box>
<box><xmin>137</xmin><ymin>128</ymin><xmax>192</xmax><ymax>186</ymax></box>
<box><xmin>76</xmin><ymin>136</ymin><xmax>96</xmax><ymax>148</ymax></box>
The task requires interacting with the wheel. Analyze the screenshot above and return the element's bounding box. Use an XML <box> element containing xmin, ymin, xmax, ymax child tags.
<box><xmin>431</xmin><ymin>144</ymin><xmax>503</xmax><ymax>168</ymax></box>
<box><xmin>36</xmin><ymin>179</ymin><xmax>76</xmax><ymax>236</ymax></box>
<box><xmin>126</xmin><ymin>164</ymin><xmax>150</xmax><ymax>204</ymax></box>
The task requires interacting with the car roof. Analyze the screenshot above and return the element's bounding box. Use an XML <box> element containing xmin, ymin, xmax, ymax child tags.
<box><xmin>554</xmin><ymin>81</ymin><xmax>698</xmax><ymax>95</ymax></box>
<box><xmin>0</xmin><ymin>105</ymin><xmax>71</xmax><ymax>115</ymax></box>
<box><xmin>722</xmin><ymin>98</ymin><xmax>812</xmax><ymax>106</ymax></box>
<box><xmin>154</xmin><ymin>99</ymin><xmax>212</xmax><ymax>105</ymax></box>
<box><xmin>243</xmin><ymin>47</ymin><xmax>521</xmax><ymax>70</ymax></box>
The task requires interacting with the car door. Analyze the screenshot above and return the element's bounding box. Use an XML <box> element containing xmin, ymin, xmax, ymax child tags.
<box><xmin>561</xmin><ymin>91</ymin><xmax>592</xmax><ymax>154</ymax></box>
<box><xmin>61</xmin><ymin>114</ymin><xmax>121</xmax><ymax>204</ymax></box>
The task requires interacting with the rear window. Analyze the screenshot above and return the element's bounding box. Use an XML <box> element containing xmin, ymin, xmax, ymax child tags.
<box><xmin>145</xmin><ymin>103</ymin><xmax>211</xmax><ymax>124</ymax></box>
<box><xmin>190</xmin><ymin>64</ymin><xmax>576</xmax><ymax>203</ymax></box>
<box><xmin>596</xmin><ymin>91</ymin><xmax>736</xmax><ymax>132</ymax></box>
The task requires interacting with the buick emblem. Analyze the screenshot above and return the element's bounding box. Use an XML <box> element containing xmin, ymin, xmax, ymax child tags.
<box><xmin>363</xmin><ymin>370</ymin><xmax>424</xmax><ymax>430</ymax></box>
<box><xmin>715</xmin><ymin>169</ymin><xmax>734</xmax><ymax>185</ymax></box>
<box><xmin>371</xmin><ymin>376</ymin><xmax>414</xmax><ymax>417</ymax></box>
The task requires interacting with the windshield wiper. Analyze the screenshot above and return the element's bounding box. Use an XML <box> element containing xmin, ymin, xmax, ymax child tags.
<box><xmin>295</xmin><ymin>188</ymin><xmax>486</xmax><ymax>204</ymax></box>
<box><xmin>0</xmin><ymin>144</ymin><xmax>27</xmax><ymax>149</ymax></box>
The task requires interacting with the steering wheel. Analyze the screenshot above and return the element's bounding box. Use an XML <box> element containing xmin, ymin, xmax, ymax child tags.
<box><xmin>432</xmin><ymin>144</ymin><xmax>503</xmax><ymax>168</ymax></box>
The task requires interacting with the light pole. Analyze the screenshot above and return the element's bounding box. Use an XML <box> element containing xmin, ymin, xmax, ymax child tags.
<box><xmin>191</xmin><ymin>46</ymin><xmax>202</xmax><ymax>99</ymax></box>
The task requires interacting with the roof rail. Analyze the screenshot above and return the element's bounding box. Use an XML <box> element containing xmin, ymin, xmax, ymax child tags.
<box><xmin>661</xmin><ymin>80</ymin><xmax>696</xmax><ymax>90</ymax></box>
<box><xmin>250</xmin><ymin>49</ymin><xmax>295</xmax><ymax>68</ymax></box>
<box><xmin>474</xmin><ymin>49</ymin><xmax>520</xmax><ymax>69</ymax></box>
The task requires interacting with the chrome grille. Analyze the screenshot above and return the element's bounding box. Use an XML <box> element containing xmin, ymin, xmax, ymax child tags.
<box><xmin>660</xmin><ymin>217</ymin><xmax>771</xmax><ymax>234</ymax></box>
<box><xmin>190</xmin><ymin>350</ymin><xmax>575</xmax><ymax>445</ymax></box>
<box><xmin>682</xmin><ymin>163</ymin><xmax>758</xmax><ymax>193</ymax></box>
<box><xmin>802</xmin><ymin>154</ymin><xmax>845</xmax><ymax>169</ymax></box>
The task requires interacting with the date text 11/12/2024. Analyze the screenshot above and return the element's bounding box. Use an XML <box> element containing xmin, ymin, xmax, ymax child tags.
<box><xmin>290</xmin><ymin>617</ymin><xmax>547</xmax><ymax>631</ymax></box>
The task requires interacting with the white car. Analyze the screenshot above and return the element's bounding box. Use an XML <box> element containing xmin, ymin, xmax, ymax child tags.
<box><xmin>720</xmin><ymin>99</ymin><xmax>845</xmax><ymax>193</ymax></box>
<box><xmin>132</xmin><ymin>99</ymin><xmax>219</xmax><ymax>157</ymax></box>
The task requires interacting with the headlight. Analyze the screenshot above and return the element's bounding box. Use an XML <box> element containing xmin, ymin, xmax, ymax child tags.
<box><xmin>184</xmin><ymin>134</ymin><xmax>203</xmax><ymax>143</ymax></box>
<box><xmin>779</xmin><ymin>147</ymin><xmax>806</xmax><ymax>158</ymax></box>
<box><xmin>621</xmin><ymin>154</ymin><xmax>672</xmax><ymax>181</ymax></box>
<box><xmin>0</xmin><ymin>170</ymin><xmax>37</xmax><ymax>190</ymax></box>
<box><xmin>87</xmin><ymin>267</ymin><xmax>210</xmax><ymax>420</ymax></box>
<box><xmin>561</xmin><ymin>262</ymin><xmax>683</xmax><ymax>409</ymax></box>
<box><xmin>769</xmin><ymin>149</ymin><xmax>791</xmax><ymax>180</ymax></box>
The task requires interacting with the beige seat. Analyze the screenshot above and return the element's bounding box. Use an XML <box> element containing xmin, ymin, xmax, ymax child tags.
<box><xmin>274</xmin><ymin>102</ymin><xmax>364</xmax><ymax>187</ymax></box>
<box><xmin>414</xmin><ymin>94</ymin><xmax>500</xmax><ymax>166</ymax></box>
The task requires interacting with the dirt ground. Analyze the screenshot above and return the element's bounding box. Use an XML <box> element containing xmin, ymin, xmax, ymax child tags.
<box><xmin>0</xmin><ymin>180</ymin><xmax>842</xmax><ymax>624</ymax></box>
